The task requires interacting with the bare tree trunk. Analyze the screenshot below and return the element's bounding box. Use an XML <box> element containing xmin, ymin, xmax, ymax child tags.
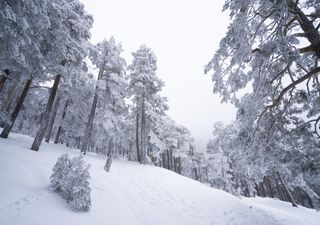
<box><xmin>54</xmin><ymin>99</ymin><xmax>69</xmax><ymax>144</ymax></box>
<box><xmin>45</xmin><ymin>94</ymin><xmax>61</xmax><ymax>143</ymax></box>
<box><xmin>1</xmin><ymin>78</ymin><xmax>32</xmax><ymax>138</ymax></box>
<box><xmin>31</xmin><ymin>74</ymin><xmax>61</xmax><ymax>151</ymax></box>
<box><xmin>277</xmin><ymin>172</ymin><xmax>298</xmax><ymax>207</ymax></box>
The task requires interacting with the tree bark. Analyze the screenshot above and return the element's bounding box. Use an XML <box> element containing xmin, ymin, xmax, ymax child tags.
<box><xmin>0</xmin><ymin>69</ymin><xmax>9</xmax><ymax>93</ymax></box>
<box><xmin>277</xmin><ymin>172</ymin><xmax>298</xmax><ymax>207</ymax></box>
<box><xmin>265</xmin><ymin>176</ymin><xmax>274</xmax><ymax>198</ymax></box>
<box><xmin>31</xmin><ymin>74</ymin><xmax>61</xmax><ymax>151</ymax></box>
<box><xmin>255</xmin><ymin>182</ymin><xmax>260</xmax><ymax>196</ymax></box>
<box><xmin>141</xmin><ymin>103</ymin><xmax>146</xmax><ymax>164</ymax></box>
<box><xmin>104</xmin><ymin>153</ymin><xmax>113</xmax><ymax>172</ymax></box>
<box><xmin>3</xmin><ymin>81</ymin><xmax>19</xmax><ymax>112</ymax></box>
<box><xmin>1</xmin><ymin>78</ymin><xmax>32</xmax><ymax>138</ymax></box>
<box><xmin>135</xmin><ymin>112</ymin><xmax>141</xmax><ymax>163</ymax></box>
<box><xmin>54</xmin><ymin>99</ymin><xmax>69</xmax><ymax>144</ymax></box>
<box><xmin>305</xmin><ymin>191</ymin><xmax>314</xmax><ymax>209</ymax></box>
<box><xmin>287</xmin><ymin>0</ymin><xmax>320</xmax><ymax>57</ymax></box>
<box><xmin>81</xmin><ymin>59</ymin><xmax>106</xmax><ymax>155</ymax></box>
<box><xmin>81</xmin><ymin>93</ymin><xmax>98</xmax><ymax>154</ymax></box>
<box><xmin>45</xmin><ymin>94</ymin><xmax>61</xmax><ymax>143</ymax></box>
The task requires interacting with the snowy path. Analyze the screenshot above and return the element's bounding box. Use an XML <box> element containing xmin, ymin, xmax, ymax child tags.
<box><xmin>0</xmin><ymin>133</ymin><xmax>319</xmax><ymax>225</ymax></box>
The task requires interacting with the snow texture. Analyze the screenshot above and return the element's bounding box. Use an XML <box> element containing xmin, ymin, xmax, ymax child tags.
<box><xmin>0</xmin><ymin>132</ymin><xmax>319</xmax><ymax>225</ymax></box>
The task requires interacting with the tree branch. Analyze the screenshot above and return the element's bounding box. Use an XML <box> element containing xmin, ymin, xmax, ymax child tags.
<box><xmin>268</xmin><ymin>67</ymin><xmax>320</xmax><ymax>109</ymax></box>
<box><xmin>299</xmin><ymin>45</ymin><xmax>315</xmax><ymax>54</ymax></box>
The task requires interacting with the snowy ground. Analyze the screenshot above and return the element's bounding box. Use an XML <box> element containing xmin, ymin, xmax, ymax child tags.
<box><xmin>0</xmin><ymin>133</ymin><xmax>319</xmax><ymax>225</ymax></box>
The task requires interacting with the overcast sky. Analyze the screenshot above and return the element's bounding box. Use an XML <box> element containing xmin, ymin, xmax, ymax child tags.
<box><xmin>80</xmin><ymin>0</ymin><xmax>236</xmax><ymax>150</ymax></box>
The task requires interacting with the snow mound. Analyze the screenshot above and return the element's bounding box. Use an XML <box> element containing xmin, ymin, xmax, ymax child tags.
<box><xmin>0</xmin><ymin>133</ymin><xmax>319</xmax><ymax>225</ymax></box>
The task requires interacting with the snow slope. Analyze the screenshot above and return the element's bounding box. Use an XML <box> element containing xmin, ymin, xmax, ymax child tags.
<box><xmin>0</xmin><ymin>133</ymin><xmax>319</xmax><ymax>225</ymax></box>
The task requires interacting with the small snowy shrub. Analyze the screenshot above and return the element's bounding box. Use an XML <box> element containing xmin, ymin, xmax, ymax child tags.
<box><xmin>64</xmin><ymin>155</ymin><xmax>91</xmax><ymax>211</ymax></box>
<box><xmin>50</xmin><ymin>154</ymin><xmax>91</xmax><ymax>211</ymax></box>
<box><xmin>50</xmin><ymin>153</ymin><xmax>71</xmax><ymax>193</ymax></box>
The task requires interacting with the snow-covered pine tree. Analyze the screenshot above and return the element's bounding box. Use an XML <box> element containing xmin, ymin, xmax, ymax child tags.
<box><xmin>0</xmin><ymin>0</ymin><xmax>50</xmax><ymax>138</ymax></box>
<box><xmin>31</xmin><ymin>0</ymin><xmax>93</xmax><ymax>151</ymax></box>
<box><xmin>81</xmin><ymin>37</ymin><xmax>127</xmax><ymax>155</ymax></box>
<box><xmin>128</xmin><ymin>45</ymin><xmax>168</xmax><ymax>164</ymax></box>
<box><xmin>204</xmin><ymin>0</ymin><xmax>320</xmax><ymax>208</ymax></box>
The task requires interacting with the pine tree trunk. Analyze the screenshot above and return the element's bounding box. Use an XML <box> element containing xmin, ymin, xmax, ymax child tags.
<box><xmin>305</xmin><ymin>191</ymin><xmax>314</xmax><ymax>209</ymax></box>
<box><xmin>276</xmin><ymin>182</ymin><xmax>284</xmax><ymax>200</ymax></box>
<box><xmin>31</xmin><ymin>74</ymin><xmax>61</xmax><ymax>151</ymax></box>
<box><xmin>135</xmin><ymin>112</ymin><xmax>141</xmax><ymax>163</ymax></box>
<box><xmin>81</xmin><ymin>60</ymin><xmax>106</xmax><ymax>155</ymax></box>
<box><xmin>1</xmin><ymin>78</ymin><xmax>32</xmax><ymax>138</ymax></box>
<box><xmin>81</xmin><ymin>93</ymin><xmax>98</xmax><ymax>154</ymax></box>
<box><xmin>45</xmin><ymin>94</ymin><xmax>61</xmax><ymax>143</ymax></box>
<box><xmin>3</xmin><ymin>81</ymin><xmax>19</xmax><ymax>112</ymax></box>
<box><xmin>277</xmin><ymin>172</ymin><xmax>298</xmax><ymax>207</ymax></box>
<box><xmin>255</xmin><ymin>182</ymin><xmax>260</xmax><ymax>196</ymax></box>
<box><xmin>265</xmin><ymin>176</ymin><xmax>274</xmax><ymax>198</ymax></box>
<box><xmin>169</xmin><ymin>150</ymin><xmax>172</xmax><ymax>170</ymax></box>
<box><xmin>104</xmin><ymin>153</ymin><xmax>113</xmax><ymax>172</ymax></box>
<box><xmin>166</xmin><ymin>150</ymin><xmax>171</xmax><ymax>170</ymax></box>
<box><xmin>177</xmin><ymin>157</ymin><xmax>182</xmax><ymax>174</ymax></box>
<box><xmin>161</xmin><ymin>153</ymin><xmax>166</xmax><ymax>168</ymax></box>
<box><xmin>0</xmin><ymin>70</ymin><xmax>9</xmax><ymax>93</ymax></box>
<box><xmin>54</xmin><ymin>99</ymin><xmax>69</xmax><ymax>144</ymax></box>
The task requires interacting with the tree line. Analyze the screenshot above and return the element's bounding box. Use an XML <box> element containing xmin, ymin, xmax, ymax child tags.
<box><xmin>0</xmin><ymin>0</ymin><xmax>203</xmax><ymax>181</ymax></box>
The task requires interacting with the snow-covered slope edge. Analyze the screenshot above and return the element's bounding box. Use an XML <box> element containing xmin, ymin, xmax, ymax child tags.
<box><xmin>0</xmin><ymin>133</ymin><xmax>319</xmax><ymax>225</ymax></box>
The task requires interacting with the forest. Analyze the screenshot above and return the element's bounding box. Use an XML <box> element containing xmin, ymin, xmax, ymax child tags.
<box><xmin>0</xmin><ymin>0</ymin><xmax>319</xmax><ymax>216</ymax></box>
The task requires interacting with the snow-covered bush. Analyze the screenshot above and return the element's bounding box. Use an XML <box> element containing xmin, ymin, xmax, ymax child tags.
<box><xmin>64</xmin><ymin>155</ymin><xmax>91</xmax><ymax>211</ymax></box>
<box><xmin>50</xmin><ymin>154</ymin><xmax>91</xmax><ymax>211</ymax></box>
<box><xmin>50</xmin><ymin>153</ymin><xmax>71</xmax><ymax>193</ymax></box>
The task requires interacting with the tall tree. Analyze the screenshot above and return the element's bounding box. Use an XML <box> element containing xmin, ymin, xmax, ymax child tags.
<box><xmin>205</xmin><ymin>0</ymin><xmax>320</xmax><ymax>207</ymax></box>
<box><xmin>81</xmin><ymin>37</ymin><xmax>127</xmax><ymax>154</ymax></box>
<box><xmin>30</xmin><ymin>0</ymin><xmax>93</xmax><ymax>151</ymax></box>
<box><xmin>128</xmin><ymin>45</ymin><xmax>168</xmax><ymax>164</ymax></box>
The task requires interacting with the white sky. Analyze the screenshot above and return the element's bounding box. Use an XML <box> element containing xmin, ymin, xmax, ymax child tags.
<box><xmin>80</xmin><ymin>0</ymin><xmax>236</xmax><ymax>151</ymax></box>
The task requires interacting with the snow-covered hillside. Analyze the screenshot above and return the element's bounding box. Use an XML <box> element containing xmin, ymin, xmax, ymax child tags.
<box><xmin>0</xmin><ymin>133</ymin><xmax>319</xmax><ymax>225</ymax></box>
